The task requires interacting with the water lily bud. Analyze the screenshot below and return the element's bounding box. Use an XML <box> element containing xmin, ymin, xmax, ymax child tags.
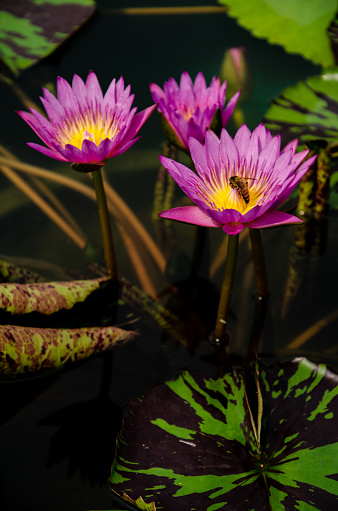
<box><xmin>220</xmin><ymin>47</ymin><xmax>252</xmax><ymax>103</ymax></box>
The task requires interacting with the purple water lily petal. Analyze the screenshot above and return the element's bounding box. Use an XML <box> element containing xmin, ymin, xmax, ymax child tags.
<box><xmin>159</xmin><ymin>206</ymin><xmax>222</xmax><ymax>228</ymax></box>
<box><xmin>27</xmin><ymin>142</ymin><xmax>68</xmax><ymax>161</ymax></box>
<box><xmin>150</xmin><ymin>71</ymin><xmax>240</xmax><ymax>151</ymax></box>
<box><xmin>223</xmin><ymin>221</ymin><xmax>245</xmax><ymax>235</ymax></box>
<box><xmin>18</xmin><ymin>72</ymin><xmax>156</xmax><ymax>166</ymax></box>
<box><xmin>247</xmin><ymin>210</ymin><xmax>303</xmax><ymax>229</ymax></box>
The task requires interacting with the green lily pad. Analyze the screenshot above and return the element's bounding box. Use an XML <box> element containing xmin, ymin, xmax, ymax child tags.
<box><xmin>110</xmin><ymin>358</ymin><xmax>338</xmax><ymax>510</ymax></box>
<box><xmin>218</xmin><ymin>0</ymin><xmax>336</xmax><ymax>67</ymax></box>
<box><xmin>0</xmin><ymin>0</ymin><xmax>96</xmax><ymax>75</ymax></box>
<box><xmin>264</xmin><ymin>69</ymin><xmax>338</xmax><ymax>144</ymax></box>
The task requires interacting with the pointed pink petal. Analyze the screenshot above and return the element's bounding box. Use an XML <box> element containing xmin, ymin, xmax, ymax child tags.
<box><xmin>56</xmin><ymin>76</ymin><xmax>78</xmax><ymax>113</ymax></box>
<box><xmin>281</xmin><ymin>138</ymin><xmax>298</xmax><ymax>156</ymax></box>
<box><xmin>110</xmin><ymin>137</ymin><xmax>140</xmax><ymax>157</ymax></box>
<box><xmin>86</xmin><ymin>71</ymin><xmax>103</xmax><ymax>105</ymax></box>
<box><xmin>149</xmin><ymin>82</ymin><xmax>166</xmax><ymax>103</ymax></box>
<box><xmin>246</xmin><ymin>210</ymin><xmax>303</xmax><ymax>229</ymax></box>
<box><xmin>222</xmin><ymin>89</ymin><xmax>241</xmax><ymax>126</ymax></box>
<box><xmin>27</xmin><ymin>143</ymin><xmax>68</xmax><ymax>161</ymax></box>
<box><xmin>159</xmin><ymin>205</ymin><xmax>222</xmax><ymax>228</ymax></box>
<box><xmin>219</xmin><ymin>128</ymin><xmax>239</xmax><ymax>171</ymax></box>
<box><xmin>125</xmin><ymin>104</ymin><xmax>157</xmax><ymax>141</ymax></box>
<box><xmin>273</xmin><ymin>154</ymin><xmax>317</xmax><ymax>209</ymax></box>
<box><xmin>233</xmin><ymin>123</ymin><xmax>251</xmax><ymax>159</ymax></box>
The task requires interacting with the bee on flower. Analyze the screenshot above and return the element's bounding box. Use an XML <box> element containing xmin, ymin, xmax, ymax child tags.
<box><xmin>158</xmin><ymin>124</ymin><xmax>316</xmax><ymax>236</ymax></box>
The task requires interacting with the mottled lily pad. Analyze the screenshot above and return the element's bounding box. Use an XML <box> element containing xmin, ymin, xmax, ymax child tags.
<box><xmin>110</xmin><ymin>358</ymin><xmax>338</xmax><ymax>510</ymax></box>
<box><xmin>0</xmin><ymin>323</ymin><xmax>138</xmax><ymax>381</ymax></box>
<box><xmin>0</xmin><ymin>278</ymin><xmax>106</xmax><ymax>315</ymax></box>
<box><xmin>0</xmin><ymin>0</ymin><xmax>96</xmax><ymax>75</ymax></box>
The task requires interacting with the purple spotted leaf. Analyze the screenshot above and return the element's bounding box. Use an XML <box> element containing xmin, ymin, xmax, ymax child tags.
<box><xmin>0</xmin><ymin>323</ymin><xmax>138</xmax><ymax>381</ymax></box>
<box><xmin>110</xmin><ymin>358</ymin><xmax>338</xmax><ymax>510</ymax></box>
<box><xmin>0</xmin><ymin>278</ymin><xmax>106</xmax><ymax>315</ymax></box>
<box><xmin>0</xmin><ymin>258</ymin><xmax>45</xmax><ymax>284</ymax></box>
<box><xmin>0</xmin><ymin>0</ymin><xmax>96</xmax><ymax>75</ymax></box>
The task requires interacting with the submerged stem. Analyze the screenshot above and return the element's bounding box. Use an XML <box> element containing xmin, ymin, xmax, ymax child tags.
<box><xmin>91</xmin><ymin>168</ymin><xmax>118</xmax><ymax>282</ymax></box>
<box><xmin>245</xmin><ymin>229</ymin><xmax>269</xmax><ymax>364</ymax></box>
<box><xmin>249</xmin><ymin>228</ymin><xmax>268</xmax><ymax>298</ymax></box>
<box><xmin>214</xmin><ymin>234</ymin><xmax>239</xmax><ymax>343</ymax></box>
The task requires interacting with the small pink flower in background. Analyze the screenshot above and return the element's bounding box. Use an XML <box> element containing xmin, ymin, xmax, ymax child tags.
<box><xmin>150</xmin><ymin>71</ymin><xmax>240</xmax><ymax>151</ymax></box>
<box><xmin>18</xmin><ymin>71</ymin><xmax>156</xmax><ymax>166</ymax></box>
<box><xmin>159</xmin><ymin>124</ymin><xmax>316</xmax><ymax>236</ymax></box>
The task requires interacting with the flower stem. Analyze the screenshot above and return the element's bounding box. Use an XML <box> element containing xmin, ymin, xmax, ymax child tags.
<box><xmin>244</xmin><ymin>228</ymin><xmax>269</xmax><ymax>365</ymax></box>
<box><xmin>92</xmin><ymin>168</ymin><xmax>118</xmax><ymax>282</ymax></box>
<box><xmin>249</xmin><ymin>228</ymin><xmax>268</xmax><ymax>298</ymax></box>
<box><xmin>214</xmin><ymin>233</ymin><xmax>239</xmax><ymax>343</ymax></box>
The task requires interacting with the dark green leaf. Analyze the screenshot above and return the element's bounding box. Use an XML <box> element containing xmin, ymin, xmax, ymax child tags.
<box><xmin>0</xmin><ymin>0</ymin><xmax>96</xmax><ymax>74</ymax></box>
<box><xmin>110</xmin><ymin>358</ymin><xmax>338</xmax><ymax>510</ymax></box>
<box><xmin>264</xmin><ymin>69</ymin><xmax>338</xmax><ymax>144</ymax></box>
<box><xmin>218</xmin><ymin>0</ymin><xmax>336</xmax><ymax>67</ymax></box>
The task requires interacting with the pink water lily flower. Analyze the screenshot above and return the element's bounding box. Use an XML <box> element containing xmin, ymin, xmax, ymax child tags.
<box><xmin>18</xmin><ymin>71</ymin><xmax>156</xmax><ymax>165</ymax></box>
<box><xmin>150</xmin><ymin>71</ymin><xmax>240</xmax><ymax>151</ymax></box>
<box><xmin>159</xmin><ymin>124</ymin><xmax>316</xmax><ymax>236</ymax></box>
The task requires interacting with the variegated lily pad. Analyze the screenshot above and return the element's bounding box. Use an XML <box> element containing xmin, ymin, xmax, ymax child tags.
<box><xmin>0</xmin><ymin>323</ymin><xmax>138</xmax><ymax>381</ymax></box>
<box><xmin>0</xmin><ymin>0</ymin><xmax>96</xmax><ymax>75</ymax></box>
<box><xmin>0</xmin><ymin>278</ymin><xmax>106</xmax><ymax>315</ymax></box>
<box><xmin>264</xmin><ymin>69</ymin><xmax>338</xmax><ymax>144</ymax></box>
<box><xmin>110</xmin><ymin>358</ymin><xmax>338</xmax><ymax>510</ymax></box>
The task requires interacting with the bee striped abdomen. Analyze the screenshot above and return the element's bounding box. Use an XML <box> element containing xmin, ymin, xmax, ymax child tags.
<box><xmin>229</xmin><ymin>176</ymin><xmax>256</xmax><ymax>204</ymax></box>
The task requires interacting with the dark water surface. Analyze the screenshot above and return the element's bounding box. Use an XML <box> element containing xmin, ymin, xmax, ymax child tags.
<box><xmin>0</xmin><ymin>1</ymin><xmax>335</xmax><ymax>510</ymax></box>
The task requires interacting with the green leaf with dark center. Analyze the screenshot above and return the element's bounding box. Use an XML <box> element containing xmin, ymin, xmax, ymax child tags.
<box><xmin>0</xmin><ymin>0</ymin><xmax>96</xmax><ymax>75</ymax></box>
<box><xmin>264</xmin><ymin>69</ymin><xmax>338</xmax><ymax>144</ymax></box>
<box><xmin>110</xmin><ymin>358</ymin><xmax>338</xmax><ymax>510</ymax></box>
<box><xmin>218</xmin><ymin>0</ymin><xmax>336</xmax><ymax>67</ymax></box>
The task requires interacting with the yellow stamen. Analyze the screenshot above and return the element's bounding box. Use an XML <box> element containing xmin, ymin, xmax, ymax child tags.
<box><xmin>58</xmin><ymin>114</ymin><xmax>119</xmax><ymax>149</ymax></box>
<box><xmin>197</xmin><ymin>174</ymin><xmax>260</xmax><ymax>214</ymax></box>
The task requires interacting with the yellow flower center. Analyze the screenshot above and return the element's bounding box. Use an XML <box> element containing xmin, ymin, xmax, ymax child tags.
<box><xmin>197</xmin><ymin>171</ymin><xmax>261</xmax><ymax>214</ymax></box>
<box><xmin>58</xmin><ymin>114</ymin><xmax>119</xmax><ymax>149</ymax></box>
<box><xmin>180</xmin><ymin>104</ymin><xmax>195</xmax><ymax>121</ymax></box>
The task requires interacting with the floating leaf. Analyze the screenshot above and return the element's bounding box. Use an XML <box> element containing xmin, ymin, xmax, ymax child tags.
<box><xmin>0</xmin><ymin>323</ymin><xmax>138</xmax><ymax>381</ymax></box>
<box><xmin>120</xmin><ymin>494</ymin><xmax>157</xmax><ymax>511</ymax></box>
<box><xmin>0</xmin><ymin>0</ymin><xmax>96</xmax><ymax>75</ymax></box>
<box><xmin>110</xmin><ymin>358</ymin><xmax>338</xmax><ymax>510</ymax></box>
<box><xmin>0</xmin><ymin>258</ymin><xmax>45</xmax><ymax>284</ymax></box>
<box><xmin>264</xmin><ymin>69</ymin><xmax>338</xmax><ymax>144</ymax></box>
<box><xmin>0</xmin><ymin>277</ymin><xmax>106</xmax><ymax>315</ymax></box>
<box><xmin>218</xmin><ymin>0</ymin><xmax>336</xmax><ymax>67</ymax></box>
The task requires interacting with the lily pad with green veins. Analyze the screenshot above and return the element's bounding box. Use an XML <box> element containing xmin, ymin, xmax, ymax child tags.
<box><xmin>218</xmin><ymin>0</ymin><xmax>336</xmax><ymax>67</ymax></box>
<box><xmin>110</xmin><ymin>358</ymin><xmax>338</xmax><ymax>510</ymax></box>
<box><xmin>264</xmin><ymin>69</ymin><xmax>338</xmax><ymax>144</ymax></box>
